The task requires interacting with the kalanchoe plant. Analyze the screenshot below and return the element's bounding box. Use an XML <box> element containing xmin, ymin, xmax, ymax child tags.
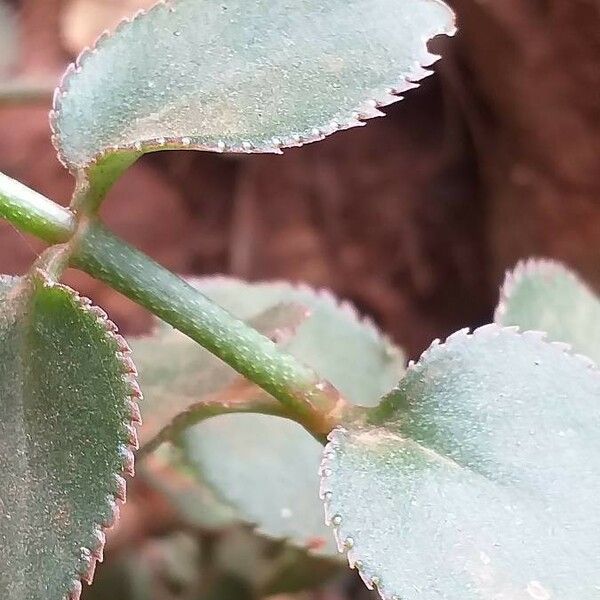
<box><xmin>0</xmin><ymin>1</ymin><xmax>598</xmax><ymax>599</ymax></box>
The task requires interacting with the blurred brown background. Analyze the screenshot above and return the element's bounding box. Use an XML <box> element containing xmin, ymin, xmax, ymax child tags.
<box><xmin>1</xmin><ymin>0</ymin><xmax>599</xmax><ymax>358</ymax></box>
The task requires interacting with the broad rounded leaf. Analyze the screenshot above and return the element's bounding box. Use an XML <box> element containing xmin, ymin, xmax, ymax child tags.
<box><xmin>496</xmin><ymin>258</ymin><xmax>600</xmax><ymax>363</ymax></box>
<box><xmin>321</xmin><ymin>325</ymin><xmax>600</xmax><ymax>600</ymax></box>
<box><xmin>52</xmin><ymin>0</ymin><xmax>455</xmax><ymax>171</ymax></box>
<box><xmin>0</xmin><ymin>273</ymin><xmax>140</xmax><ymax>600</ymax></box>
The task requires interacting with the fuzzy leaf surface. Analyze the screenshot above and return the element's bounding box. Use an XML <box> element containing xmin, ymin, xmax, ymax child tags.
<box><xmin>321</xmin><ymin>325</ymin><xmax>600</xmax><ymax>600</ymax></box>
<box><xmin>496</xmin><ymin>259</ymin><xmax>600</xmax><ymax>363</ymax></box>
<box><xmin>0</xmin><ymin>273</ymin><xmax>139</xmax><ymax>599</ymax></box>
<box><xmin>52</xmin><ymin>0</ymin><xmax>455</xmax><ymax>172</ymax></box>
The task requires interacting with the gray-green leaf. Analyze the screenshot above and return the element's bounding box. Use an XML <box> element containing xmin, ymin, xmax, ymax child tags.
<box><xmin>321</xmin><ymin>325</ymin><xmax>600</xmax><ymax>600</ymax></box>
<box><xmin>495</xmin><ymin>258</ymin><xmax>600</xmax><ymax>363</ymax></box>
<box><xmin>52</xmin><ymin>0</ymin><xmax>455</xmax><ymax>171</ymax></box>
<box><xmin>0</xmin><ymin>273</ymin><xmax>140</xmax><ymax>600</ymax></box>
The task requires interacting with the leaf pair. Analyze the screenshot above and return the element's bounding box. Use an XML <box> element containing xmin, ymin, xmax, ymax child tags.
<box><xmin>1</xmin><ymin>0</ymin><xmax>457</xmax><ymax>596</ymax></box>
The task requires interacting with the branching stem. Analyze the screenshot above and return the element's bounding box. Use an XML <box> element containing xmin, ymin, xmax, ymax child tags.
<box><xmin>0</xmin><ymin>171</ymin><xmax>347</xmax><ymax>436</ymax></box>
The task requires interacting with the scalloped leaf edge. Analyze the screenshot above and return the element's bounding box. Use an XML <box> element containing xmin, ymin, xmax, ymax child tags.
<box><xmin>318</xmin><ymin>322</ymin><xmax>600</xmax><ymax>600</ymax></box>
<box><xmin>494</xmin><ymin>257</ymin><xmax>592</xmax><ymax>324</ymax></box>
<box><xmin>34</xmin><ymin>275</ymin><xmax>144</xmax><ymax>600</ymax></box>
<box><xmin>49</xmin><ymin>0</ymin><xmax>456</xmax><ymax>171</ymax></box>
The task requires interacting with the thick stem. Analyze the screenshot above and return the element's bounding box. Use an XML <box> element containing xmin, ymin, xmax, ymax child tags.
<box><xmin>0</xmin><ymin>172</ymin><xmax>344</xmax><ymax>435</ymax></box>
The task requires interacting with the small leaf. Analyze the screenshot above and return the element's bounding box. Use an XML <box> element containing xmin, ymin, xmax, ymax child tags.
<box><xmin>495</xmin><ymin>258</ymin><xmax>600</xmax><ymax>363</ymax></box>
<box><xmin>186</xmin><ymin>413</ymin><xmax>339</xmax><ymax>555</ymax></box>
<box><xmin>180</xmin><ymin>278</ymin><xmax>405</xmax><ymax>556</ymax></box>
<box><xmin>0</xmin><ymin>272</ymin><xmax>140</xmax><ymax>599</ymax></box>
<box><xmin>52</xmin><ymin>0</ymin><xmax>455</xmax><ymax>172</ymax></box>
<box><xmin>321</xmin><ymin>325</ymin><xmax>600</xmax><ymax>599</ymax></box>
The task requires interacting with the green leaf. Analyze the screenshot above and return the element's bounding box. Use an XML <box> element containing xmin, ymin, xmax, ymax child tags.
<box><xmin>180</xmin><ymin>278</ymin><xmax>405</xmax><ymax>556</ymax></box>
<box><xmin>0</xmin><ymin>272</ymin><xmax>140</xmax><ymax>600</ymax></box>
<box><xmin>320</xmin><ymin>325</ymin><xmax>600</xmax><ymax>599</ymax></box>
<box><xmin>52</xmin><ymin>0</ymin><xmax>455</xmax><ymax>173</ymax></box>
<box><xmin>495</xmin><ymin>258</ymin><xmax>600</xmax><ymax>363</ymax></box>
<box><xmin>186</xmin><ymin>413</ymin><xmax>339</xmax><ymax>555</ymax></box>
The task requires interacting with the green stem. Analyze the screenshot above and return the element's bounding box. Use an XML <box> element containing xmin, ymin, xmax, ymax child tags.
<box><xmin>0</xmin><ymin>172</ymin><xmax>74</xmax><ymax>242</ymax></box>
<box><xmin>0</xmin><ymin>172</ymin><xmax>343</xmax><ymax>435</ymax></box>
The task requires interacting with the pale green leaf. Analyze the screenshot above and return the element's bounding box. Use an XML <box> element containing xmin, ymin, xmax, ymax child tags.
<box><xmin>140</xmin><ymin>442</ymin><xmax>236</xmax><ymax>531</ymax></box>
<box><xmin>52</xmin><ymin>0</ymin><xmax>455</xmax><ymax>172</ymax></box>
<box><xmin>181</xmin><ymin>278</ymin><xmax>405</xmax><ymax>556</ymax></box>
<box><xmin>186</xmin><ymin>413</ymin><xmax>339</xmax><ymax>555</ymax></box>
<box><xmin>0</xmin><ymin>273</ymin><xmax>140</xmax><ymax>600</ymax></box>
<box><xmin>321</xmin><ymin>325</ymin><xmax>600</xmax><ymax>600</ymax></box>
<box><xmin>495</xmin><ymin>258</ymin><xmax>600</xmax><ymax>363</ymax></box>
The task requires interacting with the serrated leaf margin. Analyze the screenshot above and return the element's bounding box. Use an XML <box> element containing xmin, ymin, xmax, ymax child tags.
<box><xmin>33</xmin><ymin>275</ymin><xmax>144</xmax><ymax>600</ymax></box>
<box><xmin>49</xmin><ymin>0</ymin><xmax>456</xmax><ymax>172</ymax></box>
<box><xmin>494</xmin><ymin>257</ymin><xmax>591</xmax><ymax>324</ymax></box>
<box><xmin>318</xmin><ymin>322</ymin><xmax>600</xmax><ymax>600</ymax></box>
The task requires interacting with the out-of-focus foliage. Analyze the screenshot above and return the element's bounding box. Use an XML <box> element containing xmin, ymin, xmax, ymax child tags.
<box><xmin>496</xmin><ymin>258</ymin><xmax>600</xmax><ymax>364</ymax></box>
<box><xmin>0</xmin><ymin>1</ymin><xmax>17</xmax><ymax>75</ymax></box>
